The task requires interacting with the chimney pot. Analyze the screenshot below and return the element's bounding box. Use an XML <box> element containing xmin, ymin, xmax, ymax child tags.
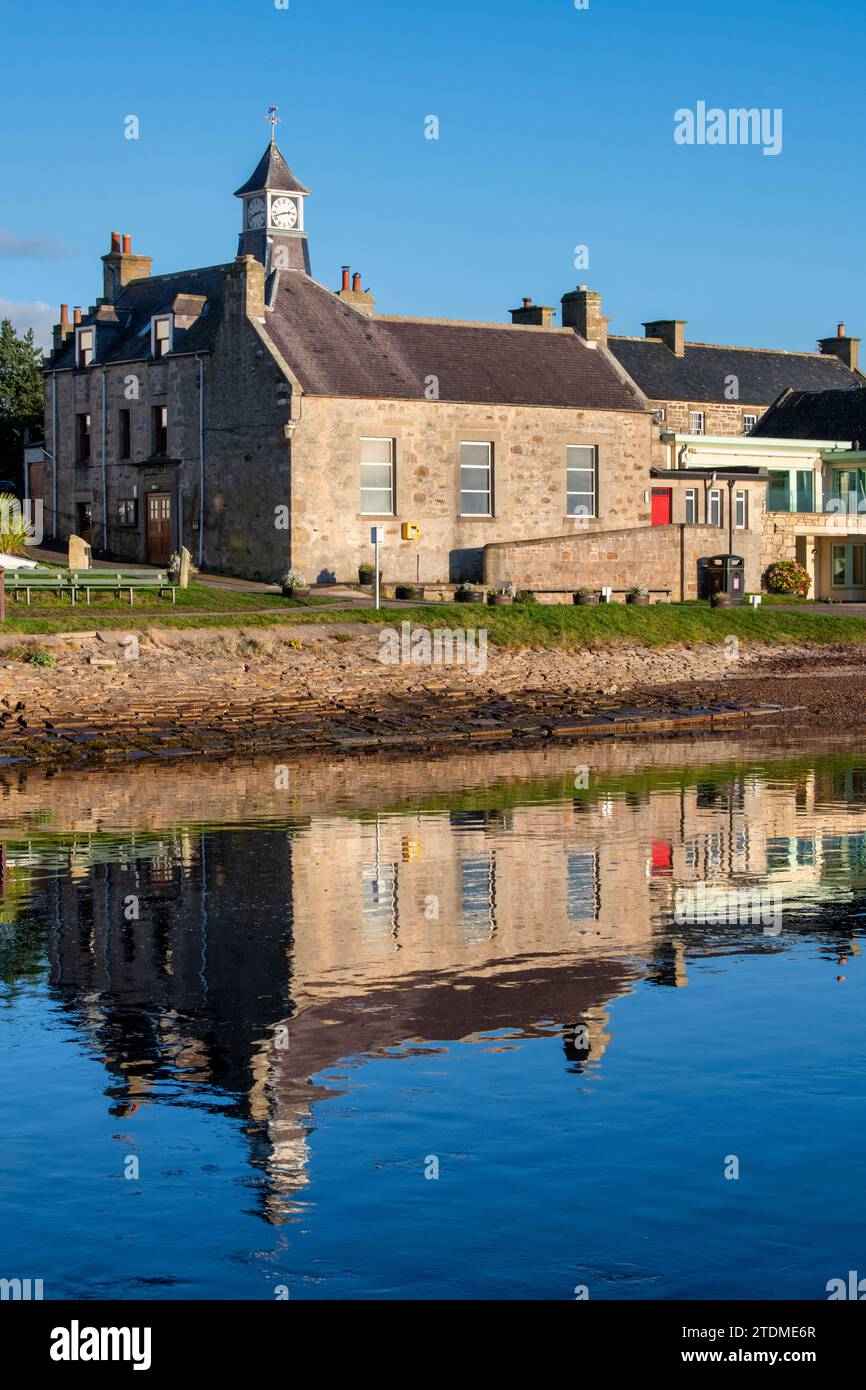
<box><xmin>353</xmin><ymin>272</ymin><xmax>362</xmax><ymax>293</ymax></box>
<box><xmin>110</xmin><ymin>231</ymin><xmax>121</xmax><ymax>253</ymax></box>
<box><xmin>122</xmin><ymin>234</ymin><xmax>132</xmax><ymax>254</ymax></box>
<box><xmin>73</xmin><ymin>306</ymin><xmax>82</xmax><ymax>325</ymax></box>
<box><xmin>523</xmin><ymin>297</ymin><xmax>532</xmax><ymax>309</ymax></box>
<box><xmin>341</xmin><ymin>266</ymin><xmax>350</xmax><ymax>292</ymax></box>
<box><xmin>60</xmin><ymin>303</ymin><xmax>69</xmax><ymax>325</ymax></box>
<box><xmin>838</xmin><ymin>322</ymin><xmax>846</xmax><ymax>337</ymax></box>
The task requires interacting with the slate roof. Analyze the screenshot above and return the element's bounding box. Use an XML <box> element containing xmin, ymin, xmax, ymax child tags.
<box><xmin>47</xmin><ymin>265</ymin><xmax>229</xmax><ymax>370</ymax></box>
<box><xmin>263</xmin><ymin>272</ymin><xmax>644</xmax><ymax>411</ymax></box>
<box><xmin>608</xmin><ymin>335</ymin><xmax>863</xmax><ymax>404</ymax></box>
<box><xmin>233</xmin><ymin>141</ymin><xmax>310</xmax><ymax>197</ymax></box>
<box><xmin>751</xmin><ymin>388</ymin><xmax>866</xmax><ymax>443</ymax></box>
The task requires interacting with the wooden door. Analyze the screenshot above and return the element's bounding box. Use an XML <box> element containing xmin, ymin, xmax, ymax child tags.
<box><xmin>76</xmin><ymin>502</ymin><xmax>93</xmax><ymax>544</ymax></box>
<box><xmin>147</xmin><ymin>493</ymin><xmax>172</xmax><ymax>564</ymax></box>
<box><xmin>651</xmin><ymin>487</ymin><xmax>672</xmax><ymax>526</ymax></box>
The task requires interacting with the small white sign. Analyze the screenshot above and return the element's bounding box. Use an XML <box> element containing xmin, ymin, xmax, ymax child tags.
<box><xmin>370</xmin><ymin>525</ymin><xmax>384</xmax><ymax>545</ymax></box>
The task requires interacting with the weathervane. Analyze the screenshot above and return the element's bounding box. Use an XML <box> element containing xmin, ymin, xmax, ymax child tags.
<box><xmin>265</xmin><ymin>105</ymin><xmax>281</xmax><ymax>141</ymax></box>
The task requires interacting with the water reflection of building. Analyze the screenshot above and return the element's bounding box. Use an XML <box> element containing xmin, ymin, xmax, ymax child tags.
<box><xmin>3</xmin><ymin>746</ymin><xmax>866</xmax><ymax>1222</ymax></box>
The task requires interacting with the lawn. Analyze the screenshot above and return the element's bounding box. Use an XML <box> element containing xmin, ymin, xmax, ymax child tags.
<box><xmin>4</xmin><ymin>596</ymin><xmax>866</xmax><ymax>646</ymax></box>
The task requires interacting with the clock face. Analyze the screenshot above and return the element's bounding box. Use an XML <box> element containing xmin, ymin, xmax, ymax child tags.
<box><xmin>247</xmin><ymin>196</ymin><xmax>266</xmax><ymax>230</ymax></box>
<box><xmin>271</xmin><ymin>196</ymin><xmax>298</xmax><ymax>229</ymax></box>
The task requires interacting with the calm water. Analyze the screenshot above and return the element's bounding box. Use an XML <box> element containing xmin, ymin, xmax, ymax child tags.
<box><xmin>1</xmin><ymin>737</ymin><xmax>865</xmax><ymax>1300</ymax></box>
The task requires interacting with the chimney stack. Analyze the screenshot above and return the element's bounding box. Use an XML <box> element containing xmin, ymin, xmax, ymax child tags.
<box><xmin>561</xmin><ymin>285</ymin><xmax>610</xmax><ymax>346</ymax></box>
<box><xmin>336</xmin><ymin>266</ymin><xmax>375</xmax><ymax>316</ymax></box>
<box><xmin>52</xmin><ymin>303</ymin><xmax>74</xmax><ymax>354</ymax></box>
<box><xmin>102</xmin><ymin>230</ymin><xmax>153</xmax><ymax>302</ymax></box>
<box><xmin>819</xmin><ymin>323</ymin><xmax>860</xmax><ymax>373</ymax></box>
<box><xmin>60</xmin><ymin>303</ymin><xmax>68</xmax><ymax>326</ymax></box>
<box><xmin>510</xmin><ymin>296</ymin><xmax>556</xmax><ymax>327</ymax></box>
<box><xmin>643</xmin><ymin>318</ymin><xmax>687</xmax><ymax>357</ymax></box>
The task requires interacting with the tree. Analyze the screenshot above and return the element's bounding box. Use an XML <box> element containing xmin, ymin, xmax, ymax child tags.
<box><xmin>0</xmin><ymin>318</ymin><xmax>44</xmax><ymax>491</ymax></box>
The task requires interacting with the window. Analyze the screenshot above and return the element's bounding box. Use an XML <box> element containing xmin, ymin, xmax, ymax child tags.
<box><xmin>359</xmin><ymin>437</ymin><xmax>395</xmax><ymax>515</ymax></box>
<box><xmin>735</xmin><ymin>490</ymin><xmax>747</xmax><ymax>529</ymax></box>
<box><xmin>685</xmin><ymin>488</ymin><xmax>697</xmax><ymax>524</ymax></box>
<box><xmin>832</xmin><ymin>543</ymin><xmax>866</xmax><ymax>588</ymax></box>
<box><xmin>565</xmin><ymin>445</ymin><xmax>597</xmax><ymax>519</ymax></box>
<box><xmin>118</xmin><ymin>409</ymin><xmax>131</xmax><ymax>460</ymax></box>
<box><xmin>117</xmin><ymin>499</ymin><xmax>137</xmax><ymax>527</ymax></box>
<box><xmin>151</xmin><ymin>315</ymin><xmax>172</xmax><ymax>359</ymax></box>
<box><xmin>459</xmin><ymin>853</ymin><xmax>496</xmax><ymax>943</ymax></box>
<box><xmin>796</xmin><ymin>470</ymin><xmax>814</xmax><ymax>512</ymax></box>
<box><xmin>743</xmin><ymin>413</ymin><xmax>757</xmax><ymax>434</ymax></box>
<box><xmin>152</xmin><ymin>405</ymin><xmax>168</xmax><ymax>457</ymax></box>
<box><xmin>767</xmin><ymin>470</ymin><xmax>791</xmax><ymax>512</ymax></box>
<box><xmin>567</xmin><ymin>852</ymin><xmax>600</xmax><ymax>922</ymax></box>
<box><xmin>75</xmin><ymin>327</ymin><xmax>94</xmax><ymax>368</ymax></box>
<box><xmin>831</xmin><ymin>468</ymin><xmax>866</xmax><ymax>516</ymax></box>
<box><xmin>689</xmin><ymin>410</ymin><xmax>705</xmax><ymax>435</ymax></box>
<box><xmin>460</xmin><ymin>442</ymin><xmax>493</xmax><ymax>516</ymax></box>
<box><xmin>76</xmin><ymin>413</ymin><xmax>91</xmax><ymax>463</ymax></box>
<box><xmin>708</xmin><ymin>488</ymin><xmax>722</xmax><ymax>526</ymax></box>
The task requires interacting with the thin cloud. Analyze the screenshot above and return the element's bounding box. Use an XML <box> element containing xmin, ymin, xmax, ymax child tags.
<box><xmin>0</xmin><ymin>298</ymin><xmax>56</xmax><ymax>351</ymax></box>
<box><xmin>0</xmin><ymin>229</ymin><xmax>73</xmax><ymax>260</ymax></box>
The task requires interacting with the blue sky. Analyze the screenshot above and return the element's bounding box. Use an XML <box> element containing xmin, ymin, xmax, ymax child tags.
<box><xmin>0</xmin><ymin>0</ymin><xmax>862</xmax><ymax>352</ymax></box>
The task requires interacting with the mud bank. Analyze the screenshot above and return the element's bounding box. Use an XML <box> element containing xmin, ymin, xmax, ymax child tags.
<box><xmin>0</xmin><ymin>623</ymin><xmax>842</xmax><ymax>767</ymax></box>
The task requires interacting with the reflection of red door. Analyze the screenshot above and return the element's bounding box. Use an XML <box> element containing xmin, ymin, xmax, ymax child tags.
<box><xmin>147</xmin><ymin>493</ymin><xmax>172</xmax><ymax>564</ymax></box>
<box><xmin>651</xmin><ymin>840</ymin><xmax>673</xmax><ymax>875</ymax></box>
<box><xmin>651</xmin><ymin>488</ymin><xmax>672</xmax><ymax>525</ymax></box>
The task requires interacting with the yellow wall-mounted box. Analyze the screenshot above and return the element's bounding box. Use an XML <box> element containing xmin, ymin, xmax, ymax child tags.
<box><xmin>401</xmin><ymin>521</ymin><xmax>421</xmax><ymax>540</ymax></box>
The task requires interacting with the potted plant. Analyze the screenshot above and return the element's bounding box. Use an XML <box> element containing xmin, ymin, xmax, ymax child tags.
<box><xmin>395</xmin><ymin>583</ymin><xmax>425</xmax><ymax>601</ymax></box>
<box><xmin>764</xmin><ymin>559</ymin><xmax>811</xmax><ymax>599</ymax></box>
<box><xmin>488</xmin><ymin>583</ymin><xmax>515</xmax><ymax>606</ymax></box>
<box><xmin>626</xmin><ymin>586</ymin><xmax>650</xmax><ymax>606</ymax></box>
<box><xmin>455</xmin><ymin>582</ymin><xmax>485</xmax><ymax>603</ymax></box>
<box><xmin>280</xmin><ymin>568</ymin><xmax>310</xmax><ymax>598</ymax></box>
<box><xmin>514</xmin><ymin>589</ymin><xmax>537</xmax><ymax>604</ymax></box>
<box><xmin>358</xmin><ymin>561</ymin><xmax>382</xmax><ymax>587</ymax></box>
<box><xmin>573</xmin><ymin>587</ymin><xmax>599</xmax><ymax>606</ymax></box>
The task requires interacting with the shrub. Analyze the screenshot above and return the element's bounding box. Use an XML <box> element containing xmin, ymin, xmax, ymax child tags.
<box><xmin>515</xmin><ymin>589</ymin><xmax>537</xmax><ymax>604</ymax></box>
<box><xmin>0</xmin><ymin>493</ymin><xmax>31</xmax><ymax>556</ymax></box>
<box><xmin>280</xmin><ymin>568</ymin><xmax>306</xmax><ymax>589</ymax></box>
<box><xmin>26</xmin><ymin>649</ymin><xmax>55</xmax><ymax>667</ymax></box>
<box><xmin>765</xmin><ymin>560</ymin><xmax>811</xmax><ymax>596</ymax></box>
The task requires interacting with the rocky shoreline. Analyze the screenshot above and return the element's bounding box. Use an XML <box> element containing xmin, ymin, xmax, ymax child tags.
<box><xmin>0</xmin><ymin>622</ymin><xmax>856</xmax><ymax>767</ymax></box>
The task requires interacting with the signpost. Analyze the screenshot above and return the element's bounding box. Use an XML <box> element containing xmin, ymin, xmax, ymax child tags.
<box><xmin>0</xmin><ymin>567</ymin><xmax>5</xmax><ymax>624</ymax></box>
<box><xmin>370</xmin><ymin>526</ymin><xmax>383</xmax><ymax>610</ymax></box>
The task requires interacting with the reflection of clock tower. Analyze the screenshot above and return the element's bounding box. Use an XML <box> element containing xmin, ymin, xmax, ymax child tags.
<box><xmin>234</xmin><ymin>138</ymin><xmax>311</xmax><ymax>274</ymax></box>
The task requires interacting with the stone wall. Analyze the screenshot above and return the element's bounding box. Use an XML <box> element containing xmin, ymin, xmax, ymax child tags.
<box><xmin>484</xmin><ymin>519</ymin><xmax>764</xmax><ymax>599</ymax></box>
<box><xmin>654</xmin><ymin>398</ymin><xmax>765</xmax><ymax>437</ymax></box>
<box><xmin>290</xmin><ymin>396</ymin><xmax>661</xmax><ymax>585</ymax></box>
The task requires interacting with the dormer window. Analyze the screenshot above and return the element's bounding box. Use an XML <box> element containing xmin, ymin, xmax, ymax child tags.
<box><xmin>151</xmin><ymin>315</ymin><xmax>173</xmax><ymax>359</ymax></box>
<box><xmin>75</xmin><ymin>327</ymin><xmax>94</xmax><ymax>368</ymax></box>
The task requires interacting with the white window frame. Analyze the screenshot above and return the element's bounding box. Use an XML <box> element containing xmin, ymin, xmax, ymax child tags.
<box><xmin>360</xmin><ymin>436</ymin><xmax>395</xmax><ymax>516</ymax></box>
<box><xmin>566</xmin><ymin>444</ymin><xmax>598</xmax><ymax>519</ymax></box>
<box><xmin>460</xmin><ymin>441</ymin><xmax>493</xmax><ymax>517</ymax></box>
<box><xmin>743</xmin><ymin>413</ymin><xmax>757</xmax><ymax>434</ymax></box>
<box><xmin>735</xmin><ymin>490</ymin><xmax>747</xmax><ymax>529</ymax></box>
<box><xmin>708</xmin><ymin>488</ymin><xmax>722</xmax><ymax>527</ymax></box>
<box><xmin>689</xmin><ymin>410</ymin><xmax>705</xmax><ymax>436</ymax></box>
<box><xmin>75</xmin><ymin>326</ymin><xmax>94</xmax><ymax>368</ymax></box>
<box><xmin>151</xmin><ymin>314</ymin><xmax>173</xmax><ymax>360</ymax></box>
<box><xmin>684</xmin><ymin>487</ymin><xmax>697</xmax><ymax>524</ymax></box>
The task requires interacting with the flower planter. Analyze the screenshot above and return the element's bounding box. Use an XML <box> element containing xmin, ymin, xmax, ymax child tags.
<box><xmin>711</xmin><ymin>594</ymin><xmax>734</xmax><ymax>608</ymax></box>
<box><xmin>395</xmin><ymin>584</ymin><xmax>425</xmax><ymax>601</ymax></box>
<box><xmin>626</xmin><ymin>593</ymin><xmax>650</xmax><ymax>606</ymax></box>
<box><xmin>573</xmin><ymin>593</ymin><xmax>599</xmax><ymax>606</ymax></box>
<box><xmin>283</xmin><ymin>585</ymin><xmax>311</xmax><ymax>598</ymax></box>
<box><xmin>358</xmin><ymin>569</ymin><xmax>382</xmax><ymax>587</ymax></box>
<box><xmin>455</xmin><ymin>589</ymin><xmax>485</xmax><ymax>603</ymax></box>
<box><xmin>488</xmin><ymin>594</ymin><xmax>513</xmax><ymax>606</ymax></box>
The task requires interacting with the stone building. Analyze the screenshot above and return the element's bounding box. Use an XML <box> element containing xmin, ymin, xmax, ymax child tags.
<box><xmin>566</xmin><ymin>285</ymin><xmax>863</xmax><ymax>441</ymax></box>
<box><xmin>40</xmin><ymin>138</ymin><xmax>663</xmax><ymax>585</ymax></box>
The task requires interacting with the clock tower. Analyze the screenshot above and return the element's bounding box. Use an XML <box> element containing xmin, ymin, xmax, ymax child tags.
<box><xmin>235</xmin><ymin>118</ymin><xmax>311</xmax><ymax>274</ymax></box>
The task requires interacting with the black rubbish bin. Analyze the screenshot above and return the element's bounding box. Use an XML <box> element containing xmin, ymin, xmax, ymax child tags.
<box><xmin>698</xmin><ymin>554</ymin><xmax>745</xmax><ymax>604</ymax></box>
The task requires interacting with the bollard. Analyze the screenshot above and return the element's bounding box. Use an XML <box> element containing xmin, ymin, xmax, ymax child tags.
<box><xmin>0</xmin><ymin>567</ymin><xmax>5</xmax><ymax>624</ymax></box>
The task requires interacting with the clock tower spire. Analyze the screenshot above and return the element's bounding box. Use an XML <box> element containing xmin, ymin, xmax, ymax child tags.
<box><xmin>234</xmin><ymin>108</ymin><xmax>311</xmax><ymax>274</ymax></box>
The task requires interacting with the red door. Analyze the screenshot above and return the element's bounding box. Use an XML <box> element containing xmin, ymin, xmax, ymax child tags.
<box><xmin>651</xmin><ymin>488</ymin><xmax>672</xmax><ymax>525</ymax></box>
